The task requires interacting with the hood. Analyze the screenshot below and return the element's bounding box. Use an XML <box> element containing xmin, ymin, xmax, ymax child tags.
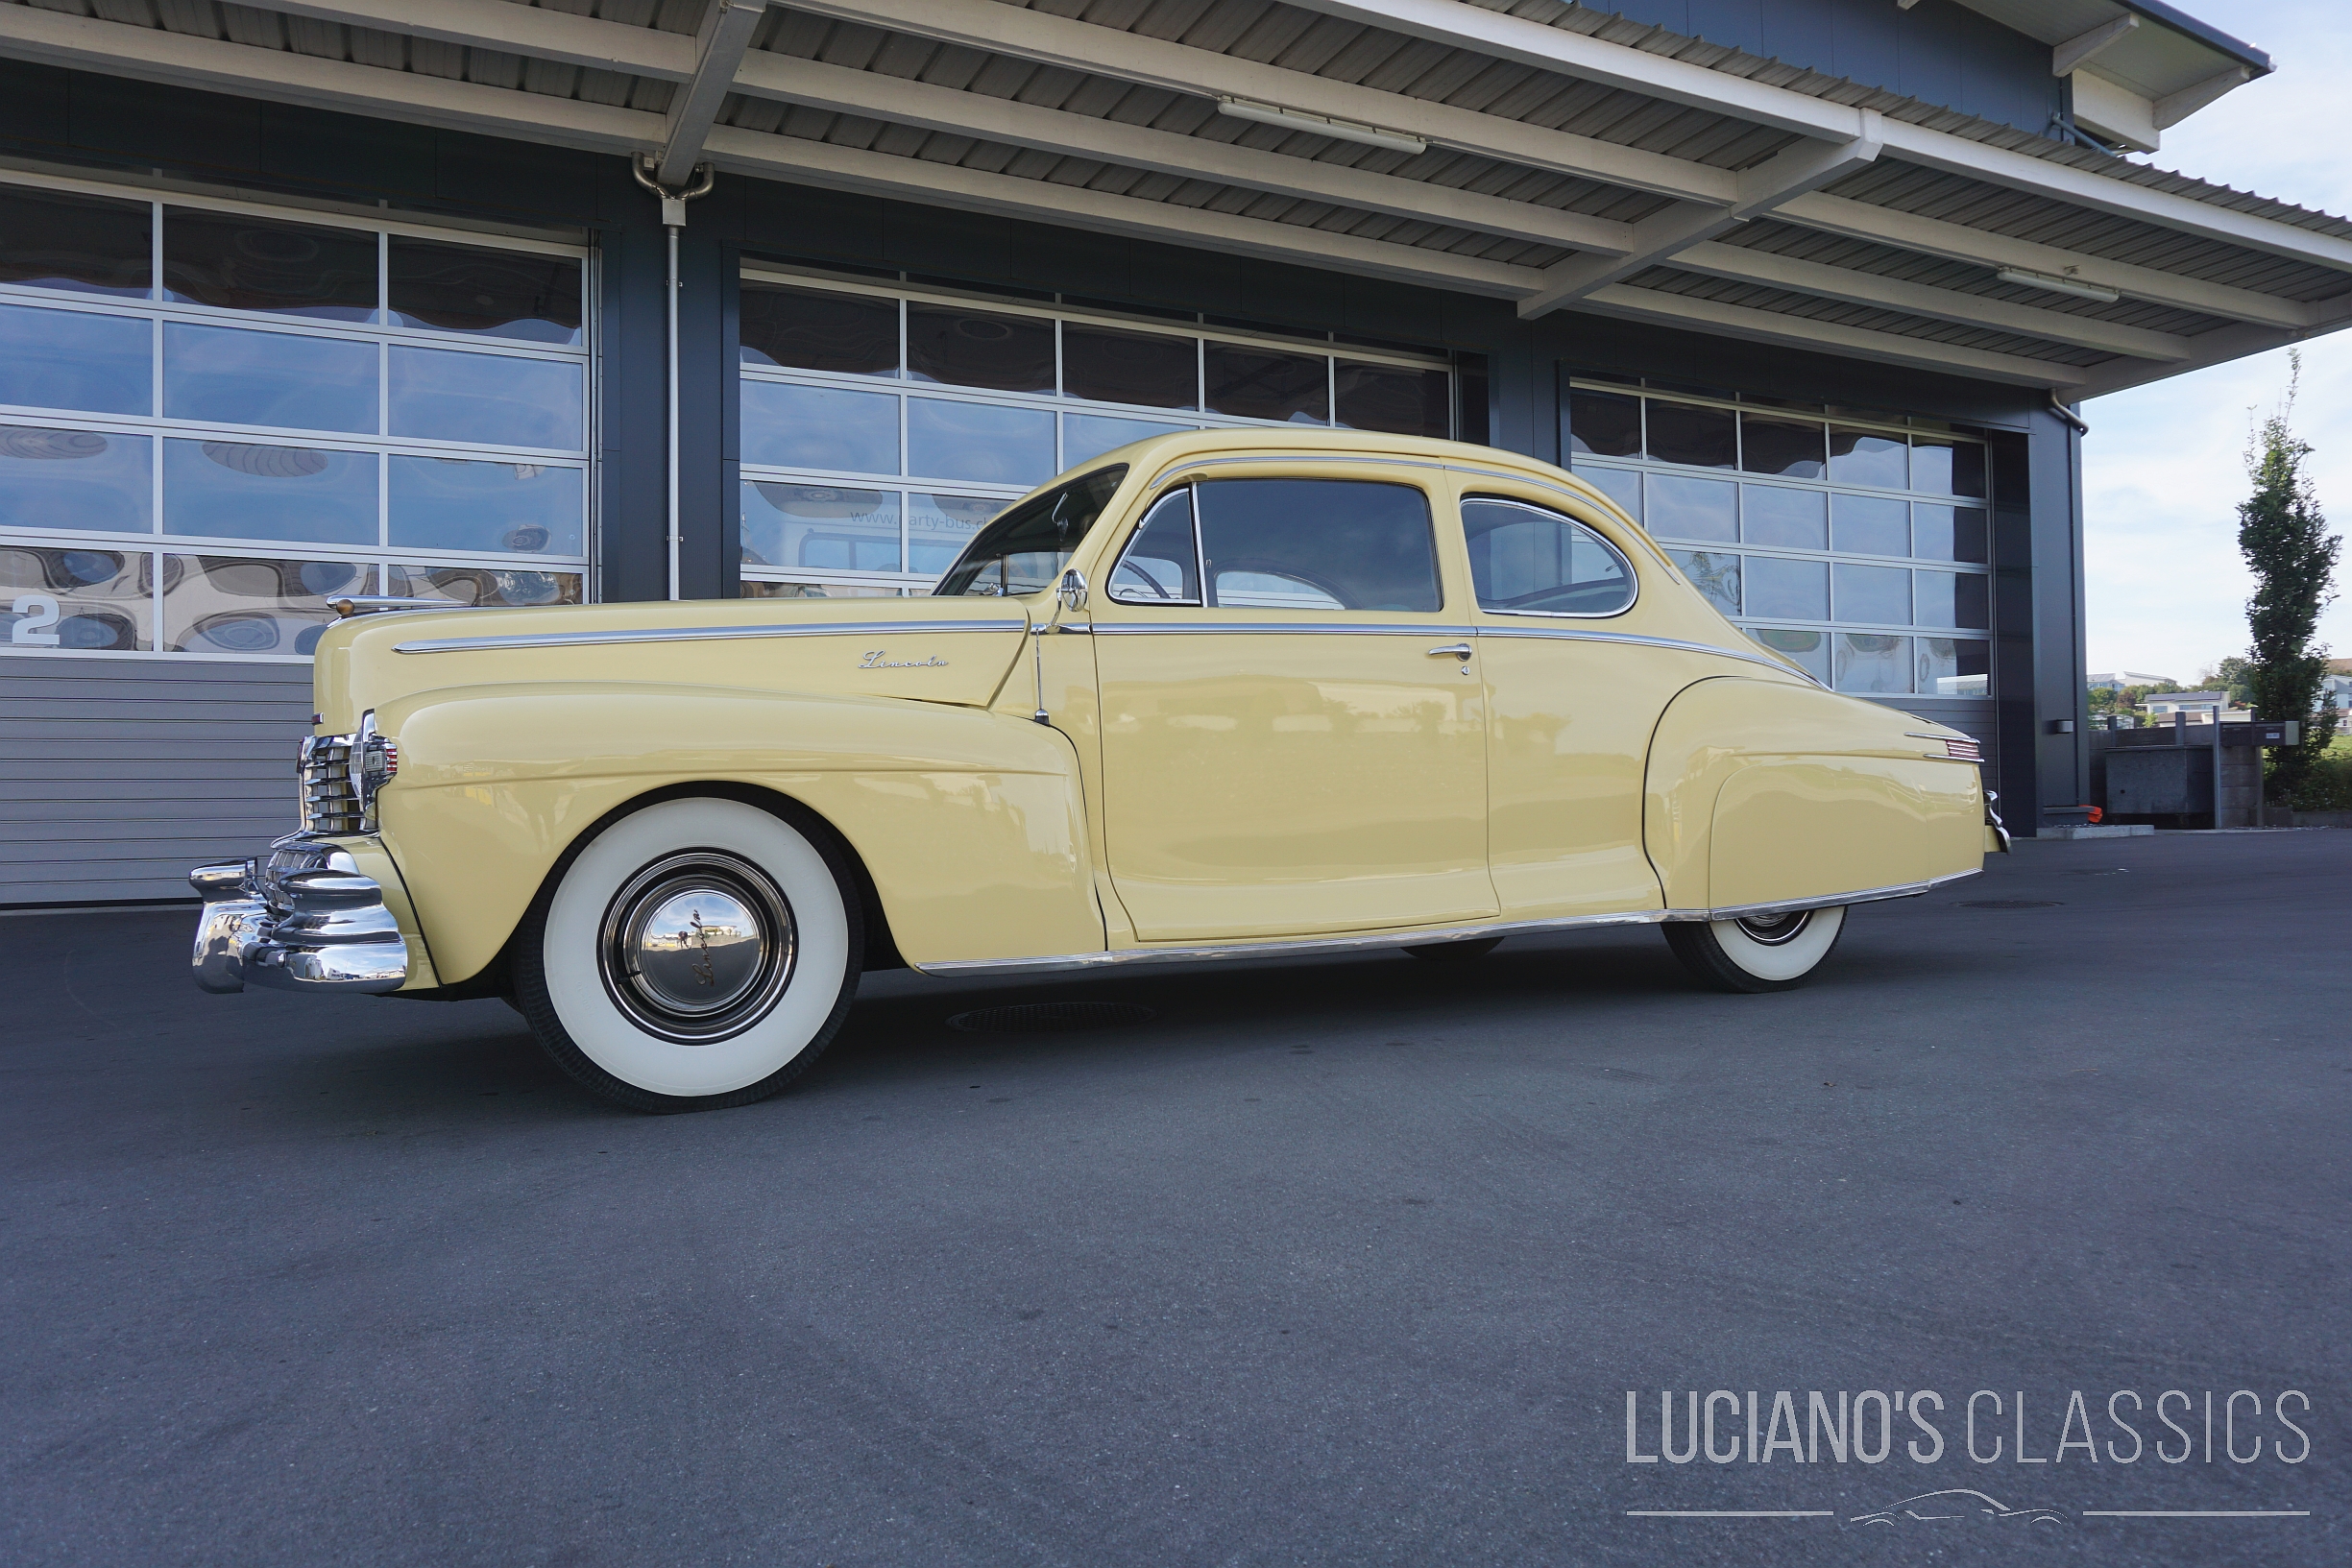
<box><xmin>311</xmin><ymin>594</ymin><xmax>1033</xmax><ymax>734</ymax></box>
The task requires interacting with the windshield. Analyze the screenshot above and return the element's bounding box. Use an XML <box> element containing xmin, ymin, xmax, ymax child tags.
<box><xmin>934</xmin><ymin>466</ymin><xmax>1128</xmax><ymax>596</ymax></box>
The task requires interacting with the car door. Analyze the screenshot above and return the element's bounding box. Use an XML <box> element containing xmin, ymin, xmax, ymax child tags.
<box><xmin>1458</xmin><ymin>490</ymin><xmax>1685</xmax><ymax>920</ymax></box>
<box><xmin>1088</xmin><ymin>471</ymin><xmax>1495</xmax><ymax>944</ymax></box>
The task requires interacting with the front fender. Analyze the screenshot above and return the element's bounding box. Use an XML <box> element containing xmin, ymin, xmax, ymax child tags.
<box><xmin>373</xmin><ymin>683</ymin><xmax>1103</xmax><ymax>984</ymax></box>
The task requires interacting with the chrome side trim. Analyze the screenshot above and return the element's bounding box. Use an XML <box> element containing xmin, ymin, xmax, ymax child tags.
<box><xmin>1087</xmin><ymin>621</ymin><xmax>1480</xmax><ymax>638</ymax></box>
<box><xmin>912</xmin><ymin>868</ymin><xmax>1981</xmax><ymax>976</ymax></box>
<box><xmin>393</xmin><ymin>618</ymin><xmax>1020</xmax><ymax>654</ymax></box>
<box><xmin>1692</xmin><ymin>867</ymin><xmax>1981</xmax><ymax>922</ymax></box>
<box><xmin>1474</xmin><ymin>623</ymin><xmax>1819</xmax><ymax>681</ymax></box>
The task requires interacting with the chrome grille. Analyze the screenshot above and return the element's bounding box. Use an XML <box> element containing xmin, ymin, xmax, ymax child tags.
<box><xmin>299</xmin><ymin>736</ymin><xmax>361</xmax><ymax>834</ymax></box>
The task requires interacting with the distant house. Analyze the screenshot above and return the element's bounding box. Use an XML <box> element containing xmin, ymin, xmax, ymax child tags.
<box><xmin>2145</xmin><ymin>691</ymin><xmax>2231</xmax><ymax>716</ymax></box>
<box><xmin>2089</xmin><ymin>671</ymin><xmax>2175</xmax><ymax>691</ymax></box>
<box><xmin>2326</xmin><ymin>659</ymin><xmax>2352</xmax><ymax>712</ymax></box>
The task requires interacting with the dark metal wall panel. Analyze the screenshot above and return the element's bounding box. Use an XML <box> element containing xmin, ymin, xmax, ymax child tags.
<box><xmin>0</xmin><ymin>659</ymin><xmax>309</xmax><ymax>906</ymax></box>
<box><xmin>1585</xmin><ymin>0</ymin><xmax>2060</xmax><ymax>133</ymax></box>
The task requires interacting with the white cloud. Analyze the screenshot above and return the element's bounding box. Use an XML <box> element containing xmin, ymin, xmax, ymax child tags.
<box><xmin>2080</xmin><ymin>0</ymin><xmax>2352</xmax><ymax>688</ymax></box>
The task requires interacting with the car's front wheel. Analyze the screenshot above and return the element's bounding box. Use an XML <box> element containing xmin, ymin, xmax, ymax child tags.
<box><xmin>513</xmin><ymin>797</ymin><xmax>861</xmax><ymax>1112</ymax></box>
<box><xmin>1661</xmin><ymin>905</ymin><xmax>1846</xmax><ymax>993</ymax></box>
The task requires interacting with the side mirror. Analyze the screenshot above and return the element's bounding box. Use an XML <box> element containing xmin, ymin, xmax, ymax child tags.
<box><xmin>1058</xmin><ymin>568</ymin><xmax>1089</xmax><ymax>612</ymax></box>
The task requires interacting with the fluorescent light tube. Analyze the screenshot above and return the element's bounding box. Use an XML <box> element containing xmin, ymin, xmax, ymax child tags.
<box><xmin>1995</xmin><ymin>266</ymin><xmax>2122</xmax><ymax>303</ymax></box>
<box><xmin>1216</xmin><ymin>97</ymin><xmax>1428</xmax><ymax>156</ymax></box>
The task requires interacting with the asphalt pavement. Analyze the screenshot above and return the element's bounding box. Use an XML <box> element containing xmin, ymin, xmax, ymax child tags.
<box><xmin>4</xmin><ymin>830</ymin><xmax>2347</xmax><ymax>1567</ymax></box>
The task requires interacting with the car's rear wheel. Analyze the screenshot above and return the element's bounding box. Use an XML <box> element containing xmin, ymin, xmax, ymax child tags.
<box><xmin>1403</xmin><ymin>936</ymin><xmax>1503</xmax><ymax>962</ymax></box>
<box><xmin>513</xmin><ymin>797</ymin><xmax>861</xmax><ymax>1112</ymax></box>
<box><xmin>1661</xmin><ymin>905</ymin><xmax>1846</xmax><ymax>993</ymax></box>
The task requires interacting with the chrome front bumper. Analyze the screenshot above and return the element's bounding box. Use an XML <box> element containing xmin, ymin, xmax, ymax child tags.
<box><xmin>190</xmin><ymin>836</ymin><xmax>410</xmax><ymax>995</ymax></box>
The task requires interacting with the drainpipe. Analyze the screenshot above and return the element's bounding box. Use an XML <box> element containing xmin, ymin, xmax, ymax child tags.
<box><xmin>632</xmin><ymin>155</ymin><xmax>715</xmax><ymax>601</ymax></box>
<box><xmin>2047</xmin><ymin>391</ymin><xmax>2089</xmax><ymax>434</ymax></box>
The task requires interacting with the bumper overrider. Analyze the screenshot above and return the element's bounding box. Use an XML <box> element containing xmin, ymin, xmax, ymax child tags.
<box><xmin>191</xmin><ymin>835</ymin><xmax>409</xmax><ymax>995</ymax></box>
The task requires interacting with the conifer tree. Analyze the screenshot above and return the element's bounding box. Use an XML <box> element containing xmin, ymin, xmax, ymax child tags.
<box><xmin>2239</xmin><ymin>354</ymin><xmax>2341</xmax><ymax>803</ymax></box>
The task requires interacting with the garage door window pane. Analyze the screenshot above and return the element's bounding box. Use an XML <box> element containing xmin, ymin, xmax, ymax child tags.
<box><xmin>908</xmin><ymin>304</ymin><xmax>1054</xmax><ymax>394</ymax></box>
<box><xmin>1646</xmin><ymin>472</ymin><xmax>1735</xmax><ymax>542</ymax></box>
<box><xmin>1672</xmin><ymin>549</ymin><xmax>1739</xmax><ymax>615</ymax></box>
<box><xmin>741</xmin><ymin>482</ymin><xmax>901</xmax><ymax>573</ymax></box>
<box><xmin>908</xmin><ymin>398</ymin><xmax>1054</xmax><ymax>486</ymax></box>
<box><xmin>164</xmin><ymin>440</ymin><xmax>377</xmax><ymax>545</ymax></box>
<box><xmin>1914</xmin><ymin>569</ymin><xmax>1989</xmax><ymax>630</ymax></box>
<box><xmin>390</xmin><ymin>457</ymin><xmax>581</xmax><ymax>555</ymax></box>
<box><xmin>1063</xmin><ymin>326</ymin><xmax>1195</xmax><ymax>409</ymax></box>
<box><xmin>164</xmin><ymin>323</ymin><xmax>377</xmax><ymax>433</ymax></box>
<box><xmin>1576</xmin><ymin>464</ymin><xmax>1641</xmax><ymax>520</ymax></box>
<box><xmin>740</xmin><ymin>284</ymin><xmax>898</xmax><ymax>376</ymax></box>
<box><xmin>1747</xmin><ymin>626</ymin><xmax>1827</xmax><ymax>682</ymax></box>
<box><xmin>1829</xmin><ymin>426</ymin><xmax>1906</xmax><ymax>490</ymax></box>
<box><xmin>1912</xmin><ymin>503</ymin><xmax>1988</xmax><ymax>564</ymax></box>
<box><xmin>1335</xmin><ymin>361</ymin><xmax>1448</xmax><ymax>438</ymax></box>
<box><xmin>740</xmin><ymin>381</ymin><xmax>897</xmax><ymax>474</ymax></box>
<box><xmin>1834</xmin><ymin>632</ymin><xmax>1911</xmax><ymax>692</ymax></box>
<box><xmin>0</xmin><ymin>187</ymin><xmax>151</xmax><ymax>298</ymax></box>
<box><xmin>909</xmin><ymin>492</ymin><xmax>1002</xmax><ymax>576</ymax></box>
<box><xmin>388</xmin><ymin>238</ymin><xmax>581</xmax><ymax>345</ymax></box>
<box><xmin>1566</xmin><ymin>389</ymin><xmax>1640</xmax><ymax>457</ymax></box>
<box><xmin>1741</xmin><ymin>485</ymin><xmax>1826</xmax><ymax>549</ymax></box>
<box><xmin>1744</xmin><ymin>555</ymin><xmax>1828</xmax><ymax>620</ymax></box>
<box><xmin>1919</xmin><ymin>637</ymin><xmax>1990</xmax><ymax>696</ymax></box>
<box><xmin>0</xmin><ymin>543</ymin><xmax>152</xmax><ymax>650</ymax></box>
<box><xmin>163</xmin><ymin>209</ymin><xmax>376</xmax><ymax>322</ymax></box>
<box><xmin>1065</xmin><ymin>412</ymin><xmax>1186</xmax><ymax>468</ymax></box>
<box><xmin>387</xmin><ymin>564</ymin><xmax>581</xmax><ymax>607</ymax></box>
<box><xmin>1643</xmin><ymin>399</ymin><xmax>1734</xmax><ymax>469</ymax></box>
<box><xmin>0</xmin><ymin>302</ymin><xmax>152</xmax><ymax>416</ymax></box>
<box><xmin>1833</xmin><ymin>563</ymin><xmax>1911</xmax><ymax>625</ymax></box>
<box><xmin>163</xmin><ymin>554</ymin><xmax>372</xmax><ymax>655</ymax></box>
<box><xmin>1205</xmin><ymin>344</ymin><xmax>1327</xmax><ymax>424</ymax></box>
<box><xmin>1200</xmin><ymin>480</ymin><xmax>1438</xmax><ymax>612</ymax></box>
<box><xmin>1740</xmin><ymin>415</ymin><xmax>1825</xmax><ymax>478</ymax></box>
<box><xmin>389</xmin><ymin>346</ymin><xmax>583</xmax><ymax>450</ymax></box>
<box><xmin>1831</xmin><ymin>494</ymin><xmax>1909</xmax><ymax>557</ymax></box>
<box><xmin>1909</xmin><ymin>435</ymin><xmax>1986</xmax><ymax>498</ymax></box>
<box><xmin>1463</xmin><ymin>497</ymin><xmax>1633</xmax><ymax>615</ymax></box>
<box><xmin>0</xmin><ymin>426</ymin><xmax>150</xmax><ymax>534</ymax></box>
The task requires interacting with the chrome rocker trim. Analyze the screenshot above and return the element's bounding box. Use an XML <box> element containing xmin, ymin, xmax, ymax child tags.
<box><xmin>191</xmin><ymin>835</ymin><xmax>409</xmax><ymax>995</ymax></box>
<box><xmin>913</xmin><ymin>868</ymin><xmax>1980</xmax><ymax>976</ymax></box>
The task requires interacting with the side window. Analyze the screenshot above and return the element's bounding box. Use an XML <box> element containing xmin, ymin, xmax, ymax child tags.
<box><xmin>1196</xmin><ymin>478</ymin><xmax>1440</xmax><ymax>612</ymax></box>
<box><xmin>1107</xmin><ymin>488</ymin><xmax>1201</xmax><ymax>603</ymax></box>
<box><xmin>1461</xmin><ymin>495</ymin><xmax>1635</xmax><ymax>616</ymax></box>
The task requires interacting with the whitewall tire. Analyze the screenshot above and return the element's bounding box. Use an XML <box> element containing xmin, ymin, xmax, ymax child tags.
<box><xmin>1661</xmin><ymin>905</ymin><xmax>1847</xmax><ymax>993</ymax></box>
<box><xmin>513</xmin><ymin>797</ymin><xmax>861</xmax><ymax>1112</ymax></box>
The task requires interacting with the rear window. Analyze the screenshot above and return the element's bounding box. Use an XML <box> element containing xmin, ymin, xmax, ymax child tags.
<box><xmin>934</xmin><ymin>466</ymin><xmax>1128</xmax><ymax>597</ymax></box>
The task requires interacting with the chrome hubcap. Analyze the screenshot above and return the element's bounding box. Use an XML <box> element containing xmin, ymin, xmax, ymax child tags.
<box><xmin>597</xmin><ymin>852</ymin><xmax>795</xmax><ymax>1044</ymax></box>
<box><xmin>1734</xmin><ymin>909</ymin><xmax>1812</xmax><ymax>947</ymax></box>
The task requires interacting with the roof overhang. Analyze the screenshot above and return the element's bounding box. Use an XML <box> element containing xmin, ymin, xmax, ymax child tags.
<box><xmin>0</xmin><ymin>0</ymin><xmax>2342</xmax><ymax>404</ymax></box>
<box><xmin>1951</xmin><ymin>0</ymin><xmax>2270</xmax><ymax>153</ymax></box>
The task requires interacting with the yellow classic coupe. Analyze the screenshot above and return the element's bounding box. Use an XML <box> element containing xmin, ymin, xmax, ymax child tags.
<box><xmin>191</xmin><ymin>429</ymin><xmax>2001</xmax><ymax>1111</ymax></box>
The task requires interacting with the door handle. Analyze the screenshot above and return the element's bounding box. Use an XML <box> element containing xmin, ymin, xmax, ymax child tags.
<box><xmin>1426</xmin><ymin>642</ymin><xmax>1474</xmax><ymax>660</ymax></box>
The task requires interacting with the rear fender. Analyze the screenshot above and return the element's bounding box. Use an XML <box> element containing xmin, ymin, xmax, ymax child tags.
<box><xmin>1645</xmin><ymin>678</ymin><xmax>1984</xmax><ymax>911</ymax></box>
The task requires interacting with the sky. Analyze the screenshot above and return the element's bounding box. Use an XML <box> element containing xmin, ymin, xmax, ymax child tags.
<box><xmin>2078</xmin><ymin>0</ymin><xmax>2352</xmax><ymax>686</ymax></box>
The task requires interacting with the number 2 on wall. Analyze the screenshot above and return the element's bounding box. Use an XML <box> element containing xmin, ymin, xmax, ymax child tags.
<box><xmin>10</xmin><ymin>594</ymin><xmax>61</xmax><ymax>645</ymax></box>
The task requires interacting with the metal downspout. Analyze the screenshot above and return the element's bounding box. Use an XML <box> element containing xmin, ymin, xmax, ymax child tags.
<box><xmin>632</xmin><ymin>157</ymin><xmax>714</xmax><ymax>601</ymax></box>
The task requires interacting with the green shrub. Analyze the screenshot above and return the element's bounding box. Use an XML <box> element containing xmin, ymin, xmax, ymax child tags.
<box><xmin>2291</xmin><ymin>749</ymin><xmax>2352</xmax><ymax>811</ymax></box>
